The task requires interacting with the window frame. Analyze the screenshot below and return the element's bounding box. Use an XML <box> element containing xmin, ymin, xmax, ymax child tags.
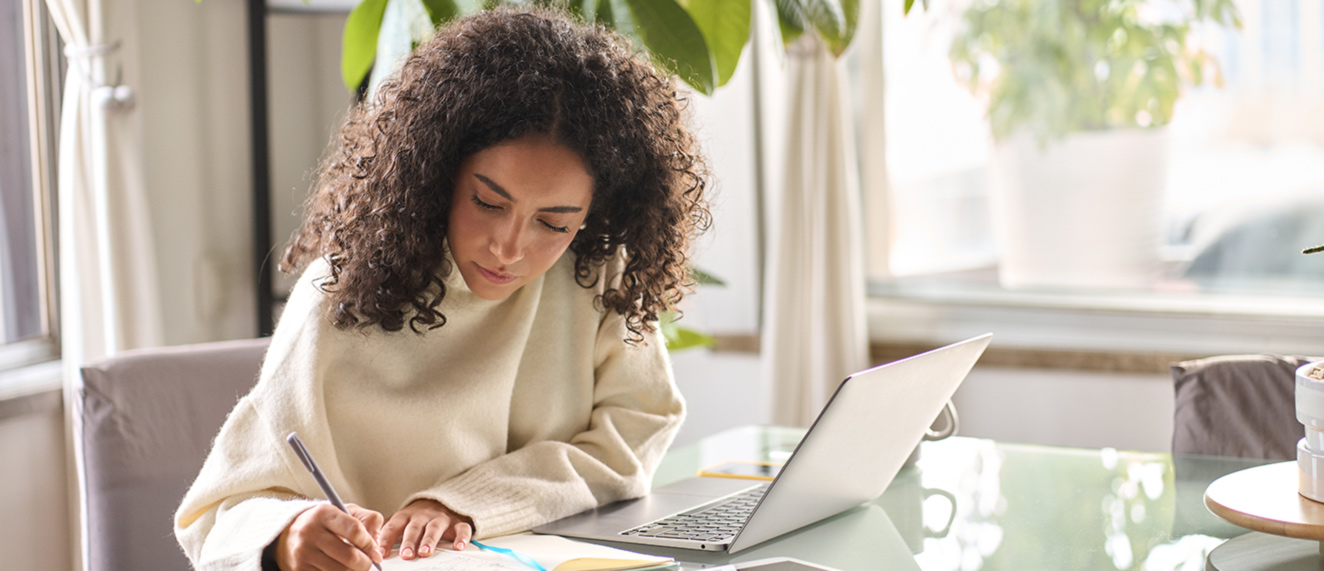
<box><xmin>867</xmin><ymin>280</ymin><xmax>1324</xmax><ymax>358</ymax></box>
<box><xmin>0</xmin><ymin>0</ymin><xmax>62</xmax><ymax>378</ymax></box>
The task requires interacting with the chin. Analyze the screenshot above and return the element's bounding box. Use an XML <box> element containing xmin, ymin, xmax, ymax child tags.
<box><xmin>462</xmin><ymin>274</ymin><xmax>516</xmax><ymax>301</ymax></box>
<box><xmin>471</xmin><ymin>287</ymin><xmax>512</xmax><ymax>301</ymax></box>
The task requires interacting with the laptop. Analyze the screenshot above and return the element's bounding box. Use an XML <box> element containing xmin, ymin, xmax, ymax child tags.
<box><xmin>533</xmin><ymin>333</ymin><xmax>992</xmax><ymax>553</ymax></box>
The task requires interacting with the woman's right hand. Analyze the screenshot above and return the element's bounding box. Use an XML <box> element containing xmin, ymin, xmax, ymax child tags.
<box><xmin>275</xmin><ymin>503</ymin><xmax>384</xmax><ymax>571</ymax></box>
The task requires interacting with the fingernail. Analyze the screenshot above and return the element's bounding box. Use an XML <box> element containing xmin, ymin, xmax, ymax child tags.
<box><xmin>402</xmin><ymin>547</ymin><xmax>413</xmax><ymax>559</ymax></box>
<box><xmin>420</xmin><ymin>546</ymin><xmax>431</xmax><ymax>556</ymax></box>
<box><xmin>457</xmin><ymin>541</ymin><xmax>466</xmax><ymax>551</ymax></box>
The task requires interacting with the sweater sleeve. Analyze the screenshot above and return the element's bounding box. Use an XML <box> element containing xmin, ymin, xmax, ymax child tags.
<box><xmin>173</xmin><ymin>397</ymin><xmax>319</xmax><ymax>571</ymax></box>
<box><xmin>405</xmin><ymin>310</ymin><xmax>685</xmax><ymax>539</ymax></box>
<box><xmin>174</xmin><ymin>266</ymin><xmax>330</xmax><ymax>571</ymax></box>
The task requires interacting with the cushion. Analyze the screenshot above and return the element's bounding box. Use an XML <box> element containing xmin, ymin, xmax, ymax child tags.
<box><xmin>1171</xmin><ymin>354</ymin><xmax>1318</xmax><ymax>460</ymax></box>
<box><xmin>80</xmin><ymin>338</ymin><xmax>269</xmax><ymax>571</ymax></box>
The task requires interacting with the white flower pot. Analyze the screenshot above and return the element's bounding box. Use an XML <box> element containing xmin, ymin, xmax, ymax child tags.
<box><xmin>989</xmin><ymin>128</ymin><xmax>1169</xmax><ymax>289</ymax></box>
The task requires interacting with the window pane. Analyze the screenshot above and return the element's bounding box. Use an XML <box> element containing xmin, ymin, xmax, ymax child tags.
<box><xmin>874</xmin><ymin>0</ymin><xmax>1324</xmax><ymax>302</ymax></box>
<box><xmin>0</xmin><ymin>0</ymin><xmax>48</xmax><ymax>346</ymax></box>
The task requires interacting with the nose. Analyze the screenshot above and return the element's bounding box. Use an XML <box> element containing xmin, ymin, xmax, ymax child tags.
<box><xmin>489</xmin><ymin>217</ymin><xmax>525</xmax><ymax>265</ymax></box>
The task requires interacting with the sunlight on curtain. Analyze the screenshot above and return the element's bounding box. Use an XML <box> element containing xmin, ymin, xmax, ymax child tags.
<box><xmin>763</xmin><ymin>35</ymin><xmax>869</xmax><ymax>427</ymax></box>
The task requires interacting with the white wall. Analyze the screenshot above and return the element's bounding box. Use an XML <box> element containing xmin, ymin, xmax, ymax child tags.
<box><xmin>660</xmin><ymin>0</ymin><xmax>786</xmax><ymax>445</ymax></box>
<box><xmin>137</xmin><ymin>0</ymin><xmax>255</xmax><ymax>345</ymax></box>
<box><xmin>0</xmin><ymin>401</ymin><xmax>70</xmax><ymax>571</ymax></box>
<box><xmin>266</xmin><ymin>13</ymin><xmax>356</xmax><ymax>297</ymax></box>
<box><xmin>953</xmin><ymin>367</ymin><xmax>1174</xmax><ymax>453</ymax></box>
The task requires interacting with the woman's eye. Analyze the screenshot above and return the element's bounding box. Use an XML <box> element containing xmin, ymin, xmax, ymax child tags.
<box><xmin>541</xmin><ymin>220</ymin><xmax>570</xmax><ymax>234</ymax></box>
<box><xmin>470</xmin><ymin>195</ymin><xmax>500</xmax><ymax>211</ymax></box>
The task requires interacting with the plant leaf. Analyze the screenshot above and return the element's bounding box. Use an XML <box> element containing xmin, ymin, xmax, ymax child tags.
<box><xmin>768</xmin><ymin>0</ymin><xmax>806</xmax><ymax>47</ymax></box>
<box><xmin>419</xmin><ymin>0</ymin><xmax>459</xmax><ymax>26</ymax></box>
<box><xmin>836</xmin><ymin>0</ymin><xmax>859</xmax><ymax>54</ymax></box>
<box><xmin>622</xmin><ymin>0</ymin><xmax>717</xmax><ymax>95</ymax></box>
<box><xmin>666</xmin><ymin>326</ymin><xmax>717</xmax><ymax>351</ymax></box>
<box><xmin>595</xmin><ymin>0</ymin><xmax>615</xmax><ymax>27</ymax></box>
<box><xmin>342</xmin><ymin>0</ymin><xmax>391</xmax><ymax>93</ymax></box>
<box><xmin>904</xmin><ymin>0</ymin><xmax>914</xmax><ymax>14</ymax></box>
<box><xmin>680</xmin><ymin>0</ymin><xmax>751</xmax><ymax>87</ymax></box>
<box><xmin>802</xmin><ymin>0</ymin><xmax>848</xmax><ymax>55</ymax></box>
<box><xmin>690</xmin><ymin>267</ymin><xmax>726</xmax><ymax>286</ymax></box>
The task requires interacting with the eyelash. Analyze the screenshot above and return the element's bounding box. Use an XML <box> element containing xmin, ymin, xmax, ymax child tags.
<box><xmin>470</xmin><ymin>194</ymin><xmax>571</xmax><ymax>234</ymax></box>
<box><xmin>470</xmin><ymin>194</ymin><xmax>500</xmax><ymax>211</ymax></box>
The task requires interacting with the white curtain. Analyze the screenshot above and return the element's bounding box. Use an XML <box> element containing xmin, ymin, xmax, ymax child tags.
<box><xmin>762</xmin><ymin>35</ymin><xmax>869</xmax><ymax>427</ymax></box>
<box><xmin>43</xmin><ymin>0</ymin><xmax>162</xmax><ymax>568</ymax></box>
<box><xmin>855</xmin><ymin>0</ymin><xmax>892</xmax><ymax>281</ymax></box>
<box><xmin>48</xmin><ymin>0</ymin><xmax>162</xmax><ymax>368</ymax></box>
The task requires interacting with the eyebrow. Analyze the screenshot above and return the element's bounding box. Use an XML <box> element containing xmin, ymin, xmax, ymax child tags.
<box><xmin>473</xmin><ymin>173</ymin><xmax>584</xmax><ymax>214</ymax></box>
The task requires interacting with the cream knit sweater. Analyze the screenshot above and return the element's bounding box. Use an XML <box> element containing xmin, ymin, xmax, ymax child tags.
<box><xmin>174</xmin><ymin>252</ymin><xmax>685</xmax><ymax>570</ymax></box>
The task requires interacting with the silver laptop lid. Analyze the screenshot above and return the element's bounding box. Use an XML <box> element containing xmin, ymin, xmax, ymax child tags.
<box><xmin>729</xmin><ymin>333</ymin><xmax>992</xmax><ymax>552</ymax></box>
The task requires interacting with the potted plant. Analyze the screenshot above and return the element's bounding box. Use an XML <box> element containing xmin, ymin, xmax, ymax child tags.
<box><xmin>948</xmin><ymin>0</ymin><xmax>1239</xmax><ymax>289</ymax></box>
<box><xmin>341</xmin><ymin>0</ymin><xmax>867</xmax><ymax>97</ymax></box>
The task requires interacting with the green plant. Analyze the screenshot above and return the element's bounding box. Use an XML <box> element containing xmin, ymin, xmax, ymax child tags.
<box><xmin>948</xmin><ymin>0</ymin><xmax>1240</xmax><ymax>144</ymax></box>
<box><xmin>660</xmin><ymin>267</ymin><xmax>725</xmax><ymax>351</ymax></box>
<box><xmin>340</xmin><ymin>0</ymin><xmax>871</xmax><ymax>96</ymax></box>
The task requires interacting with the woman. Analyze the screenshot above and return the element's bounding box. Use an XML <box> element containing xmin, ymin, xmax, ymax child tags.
<box><xmin>174</xmin><ymin>8</ymin><xmax>711</xmax><ymax>571</ymax></box>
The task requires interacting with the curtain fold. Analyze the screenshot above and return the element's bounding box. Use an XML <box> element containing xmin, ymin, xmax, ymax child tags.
<box><xmin>44</xmin><ymin>0</ymin><xmax>162</xmax><ymax>568</ymax></box>
<box><xmin>762</xmin><ymin>36</ymin><xmax>869</xmax><ymax>427</ymax></box>
<box><xmin>49</xmin><ymin>0</ymin><xmax>162</xmax><ymax>370</ymax></box>
<box><xmin>856</xmin><ymin>0</ymin><xmax>892</xmax><ymax>280</ymax></box>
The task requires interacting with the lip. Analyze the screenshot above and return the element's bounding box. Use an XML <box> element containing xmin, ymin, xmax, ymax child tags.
<box><xmin>474</xmin><ymin>263</ymin><xmax>517</xmax><ymax>285</ymax></box>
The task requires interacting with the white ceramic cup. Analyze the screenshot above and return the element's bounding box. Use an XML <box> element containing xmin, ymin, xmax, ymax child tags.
<box><xmin>1299</xmin><ymin>438</ymin><xmax>1324</xmax><ymax>503</ymax></box>
<box><xmin>1308</xmin><ymin>426</ymin><xmax>1324</xmax><ymax>453</ymax></box>
<box><xmin>1296</xmin><ymin>362</ymin><xmax>1324</xmax><ymax>434</ymax></box>
<box><xmin>903</xmin><ymin>401</ymin><xmax>959</xmax><ymax>469</ymax></box>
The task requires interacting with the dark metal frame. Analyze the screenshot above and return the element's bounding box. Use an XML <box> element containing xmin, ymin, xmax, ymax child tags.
<box><xmin>247</xmin><ymin>0</ymin><xmax>273</xmax><ymax>336</ymax></box>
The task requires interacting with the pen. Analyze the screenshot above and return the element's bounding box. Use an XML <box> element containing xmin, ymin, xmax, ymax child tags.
<box><xmin>286</xmin><ymin>432</ymin><xmax>383</xmax><ymax>571</ymax></box>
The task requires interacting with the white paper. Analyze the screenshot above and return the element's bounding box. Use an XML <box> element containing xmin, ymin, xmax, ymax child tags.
<box><xmin>378</xmin><ymin>533</ymin><xmax>670</xmax><ymax>571</ymax></box>
<box><xmin>380</xmin><ymin>551</ymin><xmax>524</xmax><ymax>570</ymax></box>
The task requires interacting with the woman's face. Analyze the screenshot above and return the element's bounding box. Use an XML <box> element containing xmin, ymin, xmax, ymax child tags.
<box><xmin>447</xmin><ymin>134</ymin><xmax>594</xmax><ymax>301</ymax></box>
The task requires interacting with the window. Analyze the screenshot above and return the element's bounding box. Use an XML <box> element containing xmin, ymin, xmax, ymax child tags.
<box><xmin>0</xmin><ymin>0</ymin><xmax>60</xmax><ymax>372</ymax></box>
<box><xmin>865</xmin><ymin>0</ymin><xmax>1324</xmax><ymax>355</ymax></box>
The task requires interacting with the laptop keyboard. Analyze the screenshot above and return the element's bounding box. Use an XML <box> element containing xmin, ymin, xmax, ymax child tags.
<box><xmin>621</xmin><ymin>482</ymin><xmax>770</xmax><ymax>543</ymax></box>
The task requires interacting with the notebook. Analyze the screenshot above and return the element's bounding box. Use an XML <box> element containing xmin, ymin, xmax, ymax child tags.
<box><xmin>379</xmin><ymin>533</ymin><xmax>674</xmax><ymax>570</ymax></box>
<box><xmin>533</xmin><ymin>333</ymin><xmax>992</xmax><ymax>553</ymax></box>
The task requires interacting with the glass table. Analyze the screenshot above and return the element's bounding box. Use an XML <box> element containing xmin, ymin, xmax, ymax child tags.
<box><xmin>625</xmin><ymin>426</ymin><xmax>1281</xmax><ymax>570</ymax></box>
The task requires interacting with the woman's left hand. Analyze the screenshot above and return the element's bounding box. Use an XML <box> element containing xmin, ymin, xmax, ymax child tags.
<box><xmin>377</xmin><ymin>498</ymin><xmax>474</xmax><ymax>560</ymax></box>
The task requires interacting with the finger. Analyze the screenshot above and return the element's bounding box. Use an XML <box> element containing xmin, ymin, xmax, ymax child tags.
<box><xmin>315</xmin><ymin>535</ymin><xmax>374</xmax><ymax>571</ymax></box>
<box><xmin>351</xmin><ymin>508</ymin><xmax>385</xmax><ymax>554</ymax></box>
<box><xmin>417</xmin><ymin>518</ymin><xmax>447</xmax><ymax>558</ymax></box>
<box><xmin>306</xmin><ymin>541</ymin><xmax>366</xmax><ymax>571</ymax></box>
<box><xmin>376</xmin><ymin>515</ymin><xmax>407</xmax><ymax>559</ymax></box>
<box><xmin>362</xmin><ymin>511</ymin><xmax>385</xmax><ymax>539</ymax></box>
<box><xmin>451</xmin><ymin>521</ymin><xmax>473</xmax><ymax>552</ymax></box>
<box><xmin>399</xmin><ymin>516</ymin><xmax>427</xmax><ymax>560</ymax></box>
<box><xmin>323</xmin><ymin>508</ymin><xmax>383</xmax><ymax>566</ymax></box>
<box><xmin>298</xmin><ymin>547</ymin><xmax>341</xmax><ymax>571</ymax></box>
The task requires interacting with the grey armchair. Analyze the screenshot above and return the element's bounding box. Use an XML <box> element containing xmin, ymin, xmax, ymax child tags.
<box><xmin>1170</xmin><ymin>354</ymin><xmax>1317</xmax><ymax>460</ymax></box>
<box><xmin>79</xmin><ymin>338</ymin><xmax>270</xmax><ymax>571</ymax></box>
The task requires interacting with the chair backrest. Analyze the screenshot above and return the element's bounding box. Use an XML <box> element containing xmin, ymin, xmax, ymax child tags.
<box><xmin>1171</xmin><ymin>354</ymin><xmax>1316</xmax><ymax>460</ymax></box>
<box><xmin>79</xmin><ymin>338</ymin><xmax>270</xmax><ymax>571</ymax></box>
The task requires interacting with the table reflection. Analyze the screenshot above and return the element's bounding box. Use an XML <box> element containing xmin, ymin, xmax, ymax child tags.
<box><xmin>654</xmin><ymin>427</ymin><xmax>1272</xmax><ymax>571</ymax></box>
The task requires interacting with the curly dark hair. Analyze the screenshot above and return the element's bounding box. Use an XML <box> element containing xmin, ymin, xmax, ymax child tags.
<box><xmin>280</xmin><ymin>7</ymin><xmax>712</xmax><ymax>342</ymax></box>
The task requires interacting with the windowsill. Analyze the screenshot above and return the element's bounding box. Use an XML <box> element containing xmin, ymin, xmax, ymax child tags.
<box><xmin>0</xmin><ymin>359</ymin><xmax>63</xmax><ymax>420</ymax></box>
<box><xmin>867</xmin><ymin>272</ymin><xmax>1324</xmax><ymax>358</ymax></box>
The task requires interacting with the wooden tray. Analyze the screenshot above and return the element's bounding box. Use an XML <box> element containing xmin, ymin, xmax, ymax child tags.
<box><xmin>1206</xmin><ymin>461</ymin><xmax>1324</xmax><ymax>541</ymax></box>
